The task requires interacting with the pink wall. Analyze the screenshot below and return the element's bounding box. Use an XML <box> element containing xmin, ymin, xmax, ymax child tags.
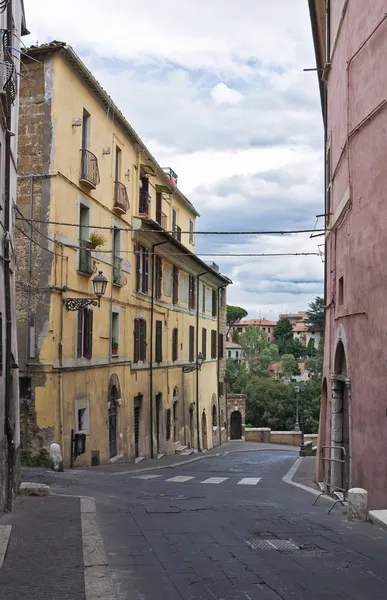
<box><xmin>322</xmin><ymin>1</ymin><xmax>387</xmax><ymax>508</ymax></box>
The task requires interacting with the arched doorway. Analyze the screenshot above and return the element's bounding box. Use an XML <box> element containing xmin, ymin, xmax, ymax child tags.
<box><xmin>230</xmin><ymin>411</ymin><xmax>242</xmax><ymax>440</ymax></box>
<box><xmin>173</xmin><ymin>387</ymin><xmax>179</xmax><ymax>442</ymax></box>
<box><xmin>156</xmin><ymin>393</ymin><xmax>162</xmax><ymax>455</ymax></box>
<box><xmin>332</xmin><ymin>339</ymin><xmax>350</xmax><ymax>487</ymax></box>
<box><xmin>212</xmin><ymin>404</ymin><xmax>217</xmax><ymax>427</ymax></box>
<box><xmin>189</xmin><ymin>404</ymin><xmax>195</xmax><ymax>449</ymax></box>
<box><xmin>202</xmin><ymin>411</ymin><xmax>208</xmax><ymax>450</ymax></box>
<box><xmin>109</xmin><ymin>385</ymin><xmax>119</xmax><ymax>458</ymax></box>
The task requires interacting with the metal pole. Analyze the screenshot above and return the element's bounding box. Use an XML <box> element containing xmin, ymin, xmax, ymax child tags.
<box><xmin>294</xmin><ymin>391</ymin><xmax>300</xmax><ymax>432</ymax></box>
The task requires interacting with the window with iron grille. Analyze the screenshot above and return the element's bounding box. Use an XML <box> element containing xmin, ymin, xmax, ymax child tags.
<box><xmin>211</xmin><ymin>329</ymin><xmax>217</xmax><ymax>359</ymax></box>
<box><xmin>172</xmin><ymin>266</ymin><xmax>179</xmax><ymax>304</ymax></box>
<box><xmin>172</xmin><ymin>328</ymin><xmax>178</xmax><ymax>362</ymax></box>
<box><xmin>135</xmin><ymin>245</ymin><xmax>149</xmax><ymax>293</ymax></box>
<box><xmin>77</xmin><ymin>309</ymin><xmax>93</xmax><ymax>359</ymax></box>
<box><xmin>166</xmin><ymin>408</ymin><xmax>171</xmax><ymax>440</ymax></box>
<box><xmin>202</xmin><ymin>328</ymin><xmax>207</xmax><ymax>360</ymax></box>
<box><xmin>189</xmin><ymin>325</ymin><xmax>195</xmax><ymax>362</ymax></box>
<box><xmin>155</xmin><ymin>256</ymin><xmax>162</xmax><ymax>299</ymax></box>
<box><xmin>218</xmin><ymin>333</ymin><xmax>224</xmax><ymax>359</ymax></box>
<box><xmin>155</xmin><ymin>320</ymin><xmax>163</xmax><ymax>363</ymax></box>
<box><xmin>212</xmin><ymin>290</ymin><xmax>217</xmax><ymax>317</ymax></box>
<box><xmin>188</xmin><ymin>275</ymin><xmax>196</xmax><ymax>310</ymax></box>
<box><xmin>134</xmin><ymin>318</ymin><xmax>147</xmax><ymax>362</ymax></box>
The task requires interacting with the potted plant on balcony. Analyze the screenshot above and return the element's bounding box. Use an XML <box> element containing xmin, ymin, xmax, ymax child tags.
<box><xmin>87</xmin><ymin>231</ymin><xmax>106</xmax><ymax>249</ymax></box>
<box><xmin>111</xmin><ymin>338</ymin><xmax>119</xmax><ymax>356</ymax></box>
<box><xmin>113</xmin><ymin>263</ymin><xmax>120</xmax><ymax>285</ymax></box>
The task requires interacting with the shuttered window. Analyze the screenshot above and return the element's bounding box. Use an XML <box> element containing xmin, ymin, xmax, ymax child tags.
<box><xmin>155</xmin><ymin>256</ymin><xmax>162</xmax><ymax>299</ymax></box>
<box><xmin>172</xmin><ymin>266</ymin><xmax>179</xmax><ymax>304</ymax></box>
<box><xmin>202</xmin><ymin>328</ymin><xmax>207</xmax><ymax>360</ymax></box>
<box><xmin>202</xmin><ymin>284</ymin><xmax>206</xmax><ymax>313</ymax></box>
<box><xmin>172</xmin><ymin>328</ymin><xmax>178</xmax><ymax>362</ymax></box>
<box><xmin>155</xmin><ymin>320</ymin><xmax>163</xmax><ymax>363</ymax></box>
<box><xmin>189</xmin><ymin>275</ymin><xmax>196</xmax><ymax>310</ymax></box>
<box><xmin>189</xmin><ymin>325</ymin><xmax>195</xmax><ymax>362</ymax></box>
<box><xmin>77</xmin><ymin>308</ymin><xmax>93</xmax><ymax>359</ymax></box>
<box><xmin>218</xmin><ymin>333</ymin><xmax>224</xmax><ymax>359</ymax></box>
<box><xmin>211</xmin><ymin>329</ymin><xmax>217</xmax><ymax>359</ymax></box>
<box><xmin>135</xmin><ymin>245</ymin><xmax>149</xmax><ymax>293</ymax></box>
<box><xmin>134</xmin><ymin>318</ymin><xmax>147</xmax><ymax>362</ymax></box>
<box><xmin>212</xmin><ymin>290</ymin><xmax>217</xmax><ymax>317</ymax></box>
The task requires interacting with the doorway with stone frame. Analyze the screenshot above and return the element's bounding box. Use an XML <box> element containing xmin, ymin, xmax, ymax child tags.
<box><xmin>331</xmin><ymin>338</ymin><xmax>351</xmax><ymax>490</ymax></box>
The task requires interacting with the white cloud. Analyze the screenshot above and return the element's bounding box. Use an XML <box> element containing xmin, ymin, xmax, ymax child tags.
<box><xmin>211</xmin><ymin>82</ymin><xmax>243</xmax><ymax>105</ymax></box>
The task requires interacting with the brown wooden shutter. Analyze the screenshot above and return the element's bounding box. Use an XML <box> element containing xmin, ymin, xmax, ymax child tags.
<box><xmin>86</xmin><ymin>309</ymin><xmax>93</xmax><ymax>359</ymax></box>
<box><xmin>143</xmin><ymin>249</ymin><xmax>149</xmax><ymax>293</ymax></box>
<box><xmin>218</xmin><ymin>333</ymin><xmax>224</xmax><ymax>359</ymax></box>
<box><xmin>192</xmin><ymin>277</ymin><xmax>196</xmax><ymax>310</ymax></box>
<box><xmin>172</xmin><ymin>328</ymin><xmax>178</xmax><ymax>362</ymax></box>
<box><xmin>212</xmin><ymin>290</ymin><xmax>217</xmax><ymax>317</ymax></box>
<box><xmin>134</xmin><ymin>319</ymin><xmax>139</xmax><ymax>362</ymax></box>
<box><xmin>176</xmin><ymin>226</ymin><xmax>182</xmax><ymax>242</ymax></box>
<box><xmin>155</xmin><ymin>320</ymin><xmax>163</xmax><ymax>363</ymax></box>
<box><xmin>155</xmin><ymin>256</ymin><xmax>162</xmax><ymax>299</ymax></box>
<box><xmin>202</xmin><ymin>328</ymin><xmax>207</xmax><ymax>359</ymax></box>
<box><xmin>77</xmin><ymin>309</ymin><xmax>84</xmax><ymax>357</ymax></box>
<box><xmin>202</xmin><ymin>284</ymin><xmax>206</xmax><ymax>313</ymax></box>
<box><xmin>211</xmin><ymin>330</ymin><xmax>216</xmax><ymax>359</ymax></box>
<box><xmin>135</xmin><ymin>246</ymin><xmax>141</xmax><ymax>291</ymax></box>
<box><xmin>189</xmin><ymin>325</ymin><xmax>194</xmax><ymax>362</ymax></box>
<box><xmin>139</xmin><ymin>319</ymin><xmax>147</xmax><ymax>361</ymax></box>
<box><xmin>173</xmin><ymin>266</ymin><xmax>179</xmax><ymax>304</ymax></box>
<box><xmin>156</xmin><ymin>190</ymin><xmax>162</xmax><ymax>224</ymax></box>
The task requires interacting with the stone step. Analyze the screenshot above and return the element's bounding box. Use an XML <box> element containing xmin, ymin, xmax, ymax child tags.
<box><xmin>174</xmin><ymin>443</ymin><xmax>188</xmax><ymax>454</ymax></box>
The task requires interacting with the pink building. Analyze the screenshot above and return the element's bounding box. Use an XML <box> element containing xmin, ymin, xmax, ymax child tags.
<box><xmin>309</xmin><ymin>1</ymin><xmax>387</xmax><ymax>508</ymax></box>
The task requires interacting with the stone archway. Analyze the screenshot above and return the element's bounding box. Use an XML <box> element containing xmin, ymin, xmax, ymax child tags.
<box><xmin>108</xmin><ymin>374</ymin><xmax>122</xmax><ymax>459</ymax></box>
<box><xmin>230</xmin><ymin>411</ymin><xmax>242</xmax><ymax>440</ymax></box>
<box><xmin>202</xmin><ymin>410</ymin><xmax>208</xmax><ymax>450</ymax></box>
<box><xmin>332</xmin><ymin>338</ymin><xmax>351</xmax><ymax>488</ymax></box>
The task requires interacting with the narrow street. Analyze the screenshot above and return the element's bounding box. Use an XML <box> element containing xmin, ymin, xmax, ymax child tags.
<box><xmin>19</xmin><ymin>446</ymin><xmax>387</xmax><ymax>600</ymax></box>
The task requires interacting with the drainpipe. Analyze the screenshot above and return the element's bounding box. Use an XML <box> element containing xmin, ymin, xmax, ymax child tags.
<box><xmin>217</xmin><ymin>284</ymin><xmax>227</xmax><ymax>447</ymax></box>
<box><xmin>4</xmin><ymin>0</ymin><xmax>14</xmax><ymax>510</ymax></box>
<box><xmin>149</xmin><ymin>240</ymin><xmax>168</xmax><ymax>459</ymax></box>
<box><xmin>196</xmin><ymin>271</ymin><xmax>208</xmax><ymax>452</ymax></box>
<box><xmin>25</xmin><ymin>176</ymin><xmax>33</xmax><ymax>367</ymax></box>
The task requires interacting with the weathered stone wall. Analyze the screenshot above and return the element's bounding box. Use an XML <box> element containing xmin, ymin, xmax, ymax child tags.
<box><xmin>244</xmin><ymin>429</ymin><xmax>318</xmax><ymax>446</ymax></box>
<box><xmin>16</xmin><ymin>55</ymin><xmax>54</xmax><ymax>459</ymax></box>
<box><xmin>227</xmin><ymin>393</ymin><xmax>246</xmax><ymax>440</ymax></box>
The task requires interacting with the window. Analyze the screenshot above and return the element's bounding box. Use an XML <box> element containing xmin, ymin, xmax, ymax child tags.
<box><xmin>166</xmin><ymin>408</ymin><xmax>171</xmax><ymax>441</ymax></box>
<box><xmin>202</xmin><ymin>328</ymin><xmax>207</xmax><ymax>360</ymax></box>
<box><xmin>75</xmin><ymin>398</ymin><xmax>89</xmax><ymax>434</ymax></box>
<box><xmin>212</xmin><ymin>290</ymin><xmax>217</xmax><ymax>317</ymax></box>
<box><xmin>113</xmin><ymin>227</ymin><xmax>121</xmax><ymax>285</ymax></box>
<box><xmin>211</xmin><ymin>329</ymin><xmax>217</xmax><ymax>359</ymax></box>
<box><xmin>189</xmin><ymin>220</ymin><xmax>194</xmax><ymax>244</ymax></box>
<box><xmin>237</xmin><ymin>327</ymin><xmax>242</xmax><ymax>333</ymax></box>
<box><xmin>0</xmin><ymin>313</ymin><xmax>2</xmax><ymax>376</ymax></box>
<box><xmin>262</xmin><ymin>327</ymin><xmax>266</xmax><ymax>332</ymax></box>
<box><xmin>176</xmin><ymin>226</ymin><xmax>182</xmax><ymax>242</ymax></box>
<box><xmin>155</xmin><ymin>256</ymin><xmax>162</xmax><ymax>299</ymax></box>
<box><xmin>29</xmin><ymin>316</ymin><xmax>36</xmax><ymax>358</ymax></box>
<box><xmin>228</xmin><ymin>350</ymin><xmax>231</xmax><ymax>358</ymax></box>
<box><xmin>218</xmin><ymin>333</ymin><xmax>224</xmax><ymax>359</ymax></box>
<box><xmin>82</xmin><ymin>109</ymin><xmax>90</xmax><ymax>150</ymax></box>
<box><xmin>134</xmin><ymin>318</ymin><xmax>147</xmax><ymax>362</ymax></box>
<box><xmin>135</xmin><ymin>245</ymin><xmax>149</xmax><ymax>293</ymax></box>
<box><xmin>338</xmin><ymin>276</ymin><xmax>344</xmax><ymax>306</ymax></box>
<box><xmin>112</xmin><ymin>311</ymin><xmax>119</xmax><ymax>356</ymax></box>
<box><xmin>219</xmin><ymin>288</ymin><xmax>226</xmax><ymax>309</ymax></box>
<box><xmin>202</xmin><ymin>284</ymin><xmax>206</xmax><ymax>313</ymax></box>
<box><xmin>326</xmin><ymin>144</ymin><xmax>331</xmax><ymax>227</ymax></box>
<box><xmin>156</xmin><ymin>190</ymin><xmax>162</xmax><ymax>225</ymax></box>
<box><xmin>188</xmin><ymin>275</ymin><xmax>196</xmax><ymax>310</ymax></box>
<box><xmin>189</xmin><ymin>325</ymin><xmax>195</xmax><ymax>362</ymax></box>
<box><xmin>19</xmin><ymin>376</ymin><xmax>31</xmax><ymax>398</ymax></box>
<box><xmin>79</xmin><ymin>204</ymin><xmax>91</xmax><ymax>274</ymax></box>
<box><xmin>155</xmin><ymin>320</ymin><xmax>163</xmax><ymax>363</ymax></box>
<box><xmin>172</xmin><ymin>266</ymin><xmax>179</xmax><ymax>304</ymax></box>
<box><xmin>139</xmin><ymin>175</ymin><xmax>149</xmax><ymax>215</ymax></box>
<box><xmin>115</xmin><ymin>145</ymin><xmax>121</xmax><ymax>182</ymax></box>
<box><xmin>172</xmin><ymin>328</ymin><xmax>178</xmax><ymax>362</ymax></box>
<box><xmin>236</xmin><ymin>351</ymin><xmax>239</xmax><ymax>359</ymax></box>
<box><xmin>268</xmin><ymin>327</ymin><xmax>271</xmax><ymax>333</ymax></box>
<box><xmin>172</xmin><ymin>208</ymin><xmax>177</xmax><ymax>237</ymax></box>
<box><xmin>77</xmin><ymin>309</ymin><xmax>93</xmax><ymax>359</ymax></box>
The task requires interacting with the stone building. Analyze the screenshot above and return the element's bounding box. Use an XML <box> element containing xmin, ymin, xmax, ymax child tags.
<box><xmin>15</xmin><ymin>42</ymin><xmax>231</xmax><ymax>468</ymax></box>
<box><xmin>0</xmin><ymin>0</ymin><xmax>28</xmax><ymax>513</ymax></box>
<box><xmin>309</xmin><ymin>1</ymin><xmax>387</xmax><ymax>508</ymax></box>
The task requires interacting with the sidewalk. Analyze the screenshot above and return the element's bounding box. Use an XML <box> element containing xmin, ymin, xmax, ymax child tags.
<box><xmin>291</xmin><ymin>455</ymin><xmax>319</xmax><ymax>490</ymax></box>
<box><xmin>0</xmin><ymin>495</ymin><xmax>85</xmax><ymax>599</ymax></box>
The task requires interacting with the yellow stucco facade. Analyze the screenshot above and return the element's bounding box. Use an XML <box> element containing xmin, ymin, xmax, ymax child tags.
<box><xmin>16</xmin><ymin>43</ymin><xmax>230</xmax><ymax>468</ymax></box>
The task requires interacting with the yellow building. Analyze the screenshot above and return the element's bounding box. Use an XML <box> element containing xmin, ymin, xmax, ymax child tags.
<box><xmin>16</xmin><ymin>42</ymin><xmax>230</xmax><ymax>468</ymax></box>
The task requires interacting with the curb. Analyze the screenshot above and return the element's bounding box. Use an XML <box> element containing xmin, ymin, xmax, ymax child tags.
<box><xmin>0</xmin><ymin>525</ymin><xmax>12</xmax><ymax>568</ymax></box>
<box><xmin>282</xmin><ymin>457</ymin><xmax>329</xmax><ymax>498</ymax></box>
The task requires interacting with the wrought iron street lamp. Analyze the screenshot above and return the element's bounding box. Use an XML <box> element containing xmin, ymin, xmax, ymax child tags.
<box><xmin>182</xmin><ymin>353</ymin><xmax>204</xmax><ymax>374</ymax></box>
<box><xmin>294</xmin><ymin>382</ymin><xmax>306</xmax><ymax>432</ymax></box>
<box><xmin>64</xmin><ymin>271</ymin><xmax>108</xmax><ymax>311</ymax></box>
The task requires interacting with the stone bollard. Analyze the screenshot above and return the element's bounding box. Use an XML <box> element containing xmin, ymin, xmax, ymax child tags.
<box><xmin>348</xmin><ymin>487</ymin><xmax>368</xmax><ymax>521</ymax></box>
<box><xmin>49</xmin><ymin>442</ymin><xmax>64</xmax><ymax>472</ymax></box>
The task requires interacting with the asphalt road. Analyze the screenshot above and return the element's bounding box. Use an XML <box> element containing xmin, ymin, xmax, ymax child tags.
<box><xmin>23</xmin><ymin>449</ymin><xmax>387</xmax><ymax>599</ymax></box>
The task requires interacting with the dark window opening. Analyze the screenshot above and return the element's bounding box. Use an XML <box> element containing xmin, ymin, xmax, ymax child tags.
<box><xmin>172</xmin><ymin>266</ymin><xmax>179</xmax><ymax>304</ymax></box>
<box><xmin>212</xmin><ymin>289</ymin><xmax>217</xmax><ymax>317</ymax></box>
<box><xmin>172</xmin><ymin>328</ymin><xmax>178</xmax><ymax>362</ymax></box>
<box><xmin>77</xmin><ymin>308</ymin><xmax>93</xmax><ymax>359</ymax></box>
<box><xmin>155</xmin><ymin>320</ymin><xmax>163</xmax><ymax>363</ymax></box>
<box><xmin>211</xmin><ymin>329</ymin><xmax>217</xmax><ymax>359</ymax></box>
<box><xmin>189</xmin><ymin>275</ymin><xmax>196</xmax><ymax>310</ymax></box>
<box><xmin>202</xmin><ymin>328</ymin><xmax>207</xmax><ymax>360</ymax></box>
<box><xmin>338</xmin><ymin>276</ymin><xmax>344</xmax><ymax>306</ymax></box>
<box><xmin>134</xmin><ymin>318</ymin><xmax>147</xmax><ymax>362</ymax></box>
<box><xmin>19</xmin><ymin>376</ymin><xmax>31</xmax><ymax>398</ymax></box>
<box><xmin>155</xmin><ymin>256</ymin><xmax>162</xmax><ymax>299</ymax></box>
<box><xmin>189</xmin><ymin>325</ymin><xmax>195</xmax><ymax>362</ymax></box>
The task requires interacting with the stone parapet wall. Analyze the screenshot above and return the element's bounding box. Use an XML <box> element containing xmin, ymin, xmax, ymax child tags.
<box><xmin>244</xmin><ymin>428</ymin><xmax>318</xmax><ymax>446</ymax></box>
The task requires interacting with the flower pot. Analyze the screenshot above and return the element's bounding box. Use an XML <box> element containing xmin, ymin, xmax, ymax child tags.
<box><xmin>87</xmin><ymin>241</ymin><xmax>96</xmax><ymax>249</ymax></box>
<box><xmin>112</xmin><ymin>347</ymin><xmax>118</xmax><ymax>356</ymax></box>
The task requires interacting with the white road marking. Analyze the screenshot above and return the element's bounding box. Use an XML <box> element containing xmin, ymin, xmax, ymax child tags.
<box><xmin>166</xmin><ymin>476</ymin><xmax>195</xmax><ymax>483</ymax></box>
<box><xmin>237</xmin><ymin>478</ymin><xmax>261</xmax><ymax>485</ymax></box>
<box><xmin>132</xmin><ymin>474</ymin><xmax>162</xmax><ymax>480</ymax></box>
<box><xmin>201</xmin><ymin>477</ymin><xmax>229</xmax><ymax>484</ymax></box>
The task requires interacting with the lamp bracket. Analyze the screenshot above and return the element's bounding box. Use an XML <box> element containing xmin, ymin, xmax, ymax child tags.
<box><xmin>64</xmin><ymin>298</ymin><xmax>99</xmax><ymax>311</ymax></box>
<box><xmin>182</xmin><ymin>364</ymin><xmax>202</xmax><ymax>374</ymax></box>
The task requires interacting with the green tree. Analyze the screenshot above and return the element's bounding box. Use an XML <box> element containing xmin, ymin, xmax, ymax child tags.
<box><xmin>278</xmin><ymin>354</ymin><xmax>300</xmax><ymax>381</ymax></box>
<box><xmin>307</xmin><ymin>338</ymin><xmax>316</xmax><ymax>357</ymax></box>
<box><xmin>245</xmin><ymin>377</ymin><xmax>295</xmax><ymax>431</ymax></box>
<box><xmin>306</xmin><ymin>296</ymin><xmax>325</xmax><ymax>332</ymax></box>
<box><xmin>274</xmin><ymin>318</ymin><xmax>294</xmax><ymax>355</ymax></box>
<box><xmin>231</xmin><ymin>330</ymin><xmax>240</xmax><ymax>344</ymax></box>
<box><xmin>239</xmin><ymin>325</ymin><xmax>268</xmax><ymax>365</ymax></box>
<box><xmin>226</xmin><ymin>305</ymin><xmax>248</xmax><ymax>337</ymax></box>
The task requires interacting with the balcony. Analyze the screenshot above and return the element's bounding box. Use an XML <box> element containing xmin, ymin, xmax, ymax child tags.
<box><xmin>173</xmin><ymin>225</ymin><xmax>182</xmax><ymax>242</ymax></box>
<box><xmin>80</xmin><ymin>149</ymin><xmax>100</xmax><ymax>189</ymax></box>
<box><xmin>139</xmin><ymin>189</ymin><xmax>150</xmax><ymax>215</ymax></box>
<box><xmin>156</xmin><ymin>210</ymin><xmax>168</xmax><ymax>229</ymax></box>
<box><xmin>79</xmin><ymin>240</ymin><xmax>92</xmax><ymax>275</ymax></box>
<box><xmin>0</xmin><ymin>31</ymin><xmax>16</xmax><ymax>110</ymax></box>
<box><xmin>113</xmin><ymin>181</ymin><xmax>129</xmax><ymax>215</ymax></box>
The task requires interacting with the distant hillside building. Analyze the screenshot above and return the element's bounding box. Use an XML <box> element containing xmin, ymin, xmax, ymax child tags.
<box><xmin>230</xmin><ymin>319</ymin><xmax>277</xmax><ymax>343</ymax></box>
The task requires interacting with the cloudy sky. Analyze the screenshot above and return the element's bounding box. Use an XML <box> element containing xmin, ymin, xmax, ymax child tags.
<box><xmin>25</xmin><ymin>0</ymin><xmax>324</xmax><ymax>320</ymax></box>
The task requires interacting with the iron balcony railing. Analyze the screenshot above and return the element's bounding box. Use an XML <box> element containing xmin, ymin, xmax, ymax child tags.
<box><xmin>80</xmin><ymin>149</ymin><xmax>100</xmax><ymax>188</ymax></box>
<box><xmin>139</xmin><ymin>189</ymin><xmax>150</xmax><ymax>215</ymax></box>
<box><xmin>78</xmin><ymin>240</ymin><xmax>92</xmax><ymax>275</ymax></box>
<box><xmin>113</xmin><ymin>181</ymin><xmax>129</xmax><ymax>214</ymax></box>
<box><xmin>1</xmin><ymin>30</ymin><xmax>16</xmax><ymax>106</ymax></box>
<box><xmin>161</xmin><ymin>212</ymin><xmax>167</xmax><ymax>229</ymax></box>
